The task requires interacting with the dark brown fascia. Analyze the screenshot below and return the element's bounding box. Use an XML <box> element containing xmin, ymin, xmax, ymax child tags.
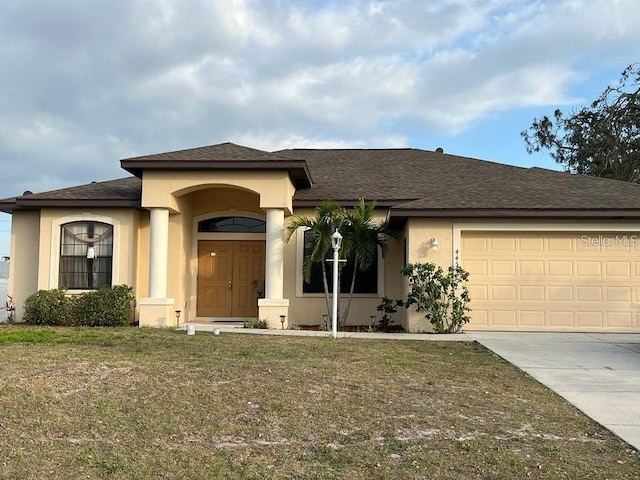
<box><xmin>121</xmin><ymin>159</ymin><xmax>313</xmax><ymax>189</ymax></box>
<box><xmin>0</xmin><ymin>199</ymin><xmax>17</xmax><ymax>214</ymax></box>
<box><xmin>386</xmin><ymin>208</ymin><xmax>640</xmax><ymax>229</ymax></box>
<box><xmin>389</xmin><ymin>208</ymin><xmax>640</xmax><ymax>219</ymax></box>
<box><xmin>2</xmin><ymin>198</ymin><xmax>142</xmax><ymax>213</ymax></box>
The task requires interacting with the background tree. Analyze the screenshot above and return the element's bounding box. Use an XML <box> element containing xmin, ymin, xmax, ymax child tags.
<box><xmin>522</xmin><ymin>64</ymin><xmax>640</xmax><ymax>183</ymax></box>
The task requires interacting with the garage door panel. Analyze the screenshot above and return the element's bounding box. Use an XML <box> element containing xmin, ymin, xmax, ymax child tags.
<box><xmin>463</xmin><ymin>231</ymin><xmax>640</xmax><ymax>332</ymax></box>
<box><xmin>491</xmin><ymin>260</ymin><xmax>516</xmax><ymax>275</ymax></box>
<box><xmin>519</xmin><ymin>237</ymin><xmax>544</xmax><ymax>251</ymax></box>
<box><xmin>576</xmin><ymin>286</ymin><xmax>602</xmax><ymax>302</ymax></box>
<box><xmin>604</xmin><ymin>240</ymin><xmax>631</xmax><ymax>252</ymax></box>
<box><xmin>605</xmin><ymin>261</ymin><xmax>631</xmax><ymax>277</ymax></box>
<box><xmin>548</xmin><ymin>286</ymin><xmax>573</xmax><ymax>302</ymax></box>
<box><xmin>520</xmin><ymin>311</ymin><xmax>545</xmax><ymax>327</ymax></box>
<box><xmin>605</xmin><ymin>286</ymin><xmax>632</xmax><ymax>302</ymax></box>
<box><xmin>576</xmin><ymin>261</ymin><xmax>602</xmax><ymax>276</ymax></box>
<box><xmin>520</xmin><ymin>285</ymin><xmax>545</xmax><ymax>301</ymax></box>
<box><xmin>607</xmin><ymin>312</ymin><xmax>633</xmax><ymax>328</ymax></box>
<box><xmin>548</xmin><ymin>261</ymin><xmax>572</xmax><ymax>276</ymax></box>
<box><xmin>520</xmin><ymin>260</ymin><xmax>544</xmax><ymax>275</ymax></box>
<box><xmin>465</xmin><ymin>259</ymin><xmax>488</xmax><ymax>275</ymax></box>
<box><xmin>491</xmin><ymin>237</ymin><xmax>516</xmax><ymax>251</ymax></box>
<box><xmin>549</xmin><ymin>311</ymin><xmax>574</xmax><ymax>327</ymax></box>
<box><xmin>577</xmin><ymin>311</ymin><xmax>603</xmax><ymax>328</ymax></box>
<box><xmin>462</xmin><ymin>236</ymin><xmax>487</xmax><ymax>251</ymax></box>
<box><xmin>491</xmin><ymin>311</ymin><xmax>517</xmax><ymax>326</ymax></box>
<box><xmin>468</xmin><ymin>285</ymin><xmax>488</xmax><ymax>301</ymax></box>
<box><xmin>471</xmin><ymin>310</ymin><xmax>489</xmax><ymax>326</ymax></box>
<box><xmin>491</xmin><ymin>285</ymin><xmax>516</xmax><ymax>301</ymax></box>
<box><xmin>548</xmin><ymin>237</ymin><xmax>573</xmax><ymax>251</ymax></box>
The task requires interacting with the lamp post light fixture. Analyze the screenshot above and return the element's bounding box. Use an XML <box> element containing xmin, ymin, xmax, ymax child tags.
<box><xmin>330</xmin><ymin>230</ymin><xmax>343</xmax><ymax>339</ymax></box>
<box><xmin>280</xmin><ymin>315</ymin><xmax>286</xmax><ymax>330</ymax></box>
<box><xmin>175</xmin><ymin>310</ymin><xmax>181</xmax><ymax>327</ymax></box>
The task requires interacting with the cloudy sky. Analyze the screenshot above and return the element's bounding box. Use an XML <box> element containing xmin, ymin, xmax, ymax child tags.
<box><xmin>1</xmin><ymin>0</ymin><xmax>639</xmax><ymax>257</ymax></box>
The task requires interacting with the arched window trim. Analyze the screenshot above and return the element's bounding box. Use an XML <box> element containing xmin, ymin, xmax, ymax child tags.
<box><xmin>59</xmin><ymin>221</ymin><xmax>113</xmax><ymax>290</ymax></box>
<box><xmin>198</xmin><ymin>216</ymin><xmax>266</xmax><ymax>233</ymax></box>
<box><xmin>49</xmin><ymin>213</ymin><xmax>121</xmax><ymax>290</ymax></box>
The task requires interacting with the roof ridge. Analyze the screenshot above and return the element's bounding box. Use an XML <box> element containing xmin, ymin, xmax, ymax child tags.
<box><xmin>277</xmin><ymin>147</ymin><xmax>416</xmax><ymax>152</ymax></box>
<box><xmin>121</xmin><ymin>142</ymin><xmax>299</xmax><ymax>162</ymax></box>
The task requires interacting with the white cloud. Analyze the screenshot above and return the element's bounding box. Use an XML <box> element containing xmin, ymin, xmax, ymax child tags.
<box><xmin>0</xmin><ymin>0</ymin><xmax>639</xmax><ymax>198</ymax></box>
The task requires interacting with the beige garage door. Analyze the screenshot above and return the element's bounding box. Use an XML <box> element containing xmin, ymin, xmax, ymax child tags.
<box><xmin>462</xmin><ymin>231</ymin><xmax>640</xmax><ymax>331</ymax></box>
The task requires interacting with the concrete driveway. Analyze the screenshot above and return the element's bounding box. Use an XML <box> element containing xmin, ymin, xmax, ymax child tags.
<box><xmin>467</xmin><ymin>331</ymin><xmax>640</xmax><ymax>451</ymax></box>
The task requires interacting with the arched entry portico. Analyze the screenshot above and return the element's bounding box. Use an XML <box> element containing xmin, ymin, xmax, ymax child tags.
<box><xmin>137</xmin><ymin>170</ymin><xmax>295</xmax><ymax>328</ymax></box>
<box><xmin>192</xmin><ymin>211</ymin><xmax>266</xmax><ymax>320</ymax></box>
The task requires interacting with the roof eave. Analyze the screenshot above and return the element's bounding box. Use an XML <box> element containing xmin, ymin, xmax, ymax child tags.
<box><xmin>390</xmin><ymin>208</ymin><xmax>640</xmax><ymax>219</ymax></box>
<box><xmin>120</xmin><ymin>160</ymin><xmax>313</xmax><ymax>189</ymax></box>
<box><xmin>4</xmin><ymin>199</ymin><xmax>142</xmax><ymax>212</ymax></box>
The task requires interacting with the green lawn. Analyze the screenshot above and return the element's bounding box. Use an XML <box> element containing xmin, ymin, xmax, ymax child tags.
<box><xmin>0</xmin><ymin>326</ymin><xmax>637</xmax><ymax>479</ymax></box>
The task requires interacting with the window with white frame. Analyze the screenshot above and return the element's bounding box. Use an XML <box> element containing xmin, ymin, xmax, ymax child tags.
<box><xmin>302</xmin><ymin>230</ymin><xmax>378</xmax><ymax>294</ymax></box>
<box><xmin>59</xmin><ymin>221</ymin><xmax>113</xmax><ymax>289</ymax></box>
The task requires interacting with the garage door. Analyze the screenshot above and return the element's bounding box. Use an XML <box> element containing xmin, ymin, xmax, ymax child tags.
<box><xmin>462</xmin><ymin>231</ymin><xmax>640</xmax><ymax>331</ymax></box>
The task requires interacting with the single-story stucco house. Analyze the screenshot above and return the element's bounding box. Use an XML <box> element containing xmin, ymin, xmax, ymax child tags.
<box><xmin>2</xmin><ymin>142</ymin><xmax>640</xmax><ymax>332</ymax></box>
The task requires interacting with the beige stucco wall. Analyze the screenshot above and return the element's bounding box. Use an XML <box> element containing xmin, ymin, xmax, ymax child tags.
<box><xmin>283</xmin><ymin>208</ymin><xmax>400</xmax><ymax>329</ymax></box>
<box><xmin>190</xmin><ymin>188</ymin><xmax>262</xmax><ymax>217</ymax></box>
<box><xmin>9</xmin><ymin>208</ymin><xmax>142</xmax><ymax>321</ymax></box>
<box><xmin>9</xmin><ymin>211</ymin><xmax>41</xmax><ymax>320</ymax></box>
<box><xmin>37</xmin><ymin>208</ymin><xmax>139</xmax><ymax>292</ymax></box>
<box><xmin>141</xmin><ymin>170</ymin><xmax>295</xmax><ymax>213</ymax></box>
<box><xmin>404</xmin><ymin>218</ymin><xmax>455</xmax><ymax>332</ymax></box>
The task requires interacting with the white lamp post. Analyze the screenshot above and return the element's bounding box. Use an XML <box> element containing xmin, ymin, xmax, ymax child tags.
<box><xmin>330</xmin><ymin>230</ymin><xmax>343</xmax><ymax>338</ymax></box>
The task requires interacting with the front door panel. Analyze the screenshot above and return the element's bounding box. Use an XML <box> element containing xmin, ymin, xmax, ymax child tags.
<box><xmin>197</xmin><ymin>240</ymin><xmax>265</xmax><ymax>318</ymax></box>
<box><xmin>197</xmin><ymin>241</ymin><xmax>233</xmax><ymax>317</ymax></box>
<box><xmin>233</xmin><ymin>241</ymin><xmax>266</xmax><ymax>317</ymax></box>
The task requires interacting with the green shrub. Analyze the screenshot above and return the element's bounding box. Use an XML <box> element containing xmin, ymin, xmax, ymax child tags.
<box><xmin>23</xmin><ymin>285</ymin><xmax>134</xmax><ymax>327</ymax></box>
<box><xmin>23</xmin><ymin>288</ymin><xmax>72</xmax><ymax>326</ymax></box>
<box><xmin>243</xmin><ymin>318</ymin><xmax>269</xmax><ymax>329</ymax></box>
<box><xmin>400</xmin><ymin>253</ymin><xmax>471</xmax><ymax>334</ymax></box>
<box><xmin>71</xmin><ymin>285</ymin><xmax>135</xmax><ymax>327</ymax></box>
<box><xmin>375</xmin><ymin>297</ymin><xmax>404</xmax><ymax>332</ymax></box>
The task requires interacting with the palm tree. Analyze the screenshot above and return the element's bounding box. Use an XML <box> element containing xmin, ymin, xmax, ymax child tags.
<box><xmin>284</xmin><ymin>200</ymin><xmax>344</xmax><ymax>317</ymax></box>
<box><xmin>340</xmin><ymin>199</ymin><xmax>392</xmax><ymax>325</ymax></box>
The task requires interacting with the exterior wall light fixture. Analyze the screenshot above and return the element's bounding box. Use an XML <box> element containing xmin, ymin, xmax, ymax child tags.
<box><xmin>430</xmin><ymin>237</ymin><xmax>439</xmax><ymax>252</ymax></box>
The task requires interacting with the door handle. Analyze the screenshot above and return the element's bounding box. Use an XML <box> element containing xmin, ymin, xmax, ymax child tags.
<box><xmin>228</xmin><ymin>277</ymin><xmax>232</xmax><ymax>290</ymax></box>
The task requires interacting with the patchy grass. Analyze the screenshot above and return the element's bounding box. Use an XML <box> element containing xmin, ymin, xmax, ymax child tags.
<box><xmin>0</xmin><ymin>326</ymin><xmax>637</xmax><ymax>479</ymax></box>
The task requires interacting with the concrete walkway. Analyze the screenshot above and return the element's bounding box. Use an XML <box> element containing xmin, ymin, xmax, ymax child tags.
<box><xmin>186</xmin><ymin>323</ymin><xmax>469</xmax><ymax>341</ymax></box>
<box><xmin>468</xmin><ymin>331</ymin><xmax>640</xmax><ymax>451</ymax></box>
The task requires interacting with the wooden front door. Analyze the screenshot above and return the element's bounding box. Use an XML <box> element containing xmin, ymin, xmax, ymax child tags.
<box><xmin>197</xmin><ymin>240</ymin><xmax>265</xmax><ymax>317</ymax></box>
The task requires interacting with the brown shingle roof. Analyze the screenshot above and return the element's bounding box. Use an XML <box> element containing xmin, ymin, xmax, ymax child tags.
<box><xmin>280</xmin><ymin>148</ymin><xmax>537</xmax><ymax>203</ymax></box>
<box><xmin>393</xmin><ymin>167</ymin><xmax>640</xmax><ymax>212</ymax></box>
<box><xmin>4</xmin><ymin>144</ymin><xmax>640</xmax><ymax>218</ymax></box>
<box><xmin>0</xmin><ymin>177</ymin><xmax>141</xmax><ymax>213</ymax></box>
<box><xmin>121</xmin><ymin>142</ymin><xmax>312</xmax><ymax>188</ymax></box>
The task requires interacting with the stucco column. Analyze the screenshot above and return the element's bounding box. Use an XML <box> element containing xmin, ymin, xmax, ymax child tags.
<box><xmin>259</xmin><ymin>208</ymin><xmax>289</xmax><ymax>328</ymax></box>
<box><xmin>265</xmin><ymin>208</ymin><xmax>284</xmax><ymax>299</ymax></box>
<box><xmin>148</xmin><ymin>207</ymin><xmax>169</xmax><ymax>298</ymax></box>
<box><xmin>139</xmin><ymin>207</ymin><xmax>173</xmax><ymax>327</ymax></box>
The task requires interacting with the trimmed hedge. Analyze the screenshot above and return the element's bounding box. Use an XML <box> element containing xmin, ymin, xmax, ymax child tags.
<box><xmin>23</xmin><ymin>288</ymin><xmax>71</xmax><ymax>326</ymax></box>
<box><xmin>23</xmin><ymin>285</ymin><xmax>135</xmax><ymax>327</ymax></box>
